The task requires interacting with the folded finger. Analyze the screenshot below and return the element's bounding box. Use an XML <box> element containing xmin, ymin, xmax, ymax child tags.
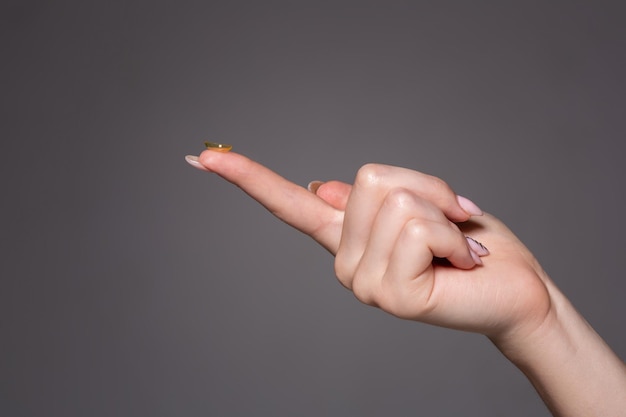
<box><xmin>338</xmin><ymin>164</ymin><xmax>479</xmax><ymax>273</ymax></box>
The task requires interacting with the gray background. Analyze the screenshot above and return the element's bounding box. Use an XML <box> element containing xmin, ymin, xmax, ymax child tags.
<box><xmin>2</xmin><ymin>1</ymin><xmax>625</xmax><ymax>416</ymax></box>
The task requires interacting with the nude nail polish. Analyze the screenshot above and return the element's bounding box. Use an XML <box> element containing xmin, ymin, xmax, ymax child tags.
<box><xmin>185</xmin><ymin>155</ymin><xmax>209</xmax><ymax>171</ymax></box>
<box><xmin>469</xmin><ymin>248</ymin><xmax>483</xmax><ymax>266</ymax></box>
<box><xmin>307</xmin><ymin>180</ymin><xmax>323</xmax><ymax>193</ymax></box>
<box><xmin>457</xmin><ymin>195</ymin><xmax>483</xmax><ymax>216</ymax></box>
<box><xmin>466</xmin><ymin>236</ymin><xmax>489</xmax><ymax>256</ymax></box>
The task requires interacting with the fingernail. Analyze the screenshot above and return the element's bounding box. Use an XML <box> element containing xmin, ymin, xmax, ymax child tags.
<box><xmin>185</xmin><ymin>155</ymin><xmax>209</xmax><ymax>171</ymax></box>
<box><xmin>466</xmin><ymin>236</ymin><xmax>489</xmax><ymax>256</ymax></box>
<box><xmin>469</xmin><ymin>248</ymin><xmax>483</xmax><ymax>266</ymax></box>
<box><xmin>307</xmin><ymin>180</ymin><xmax>324</xmax><ymax>193</ymax></box>
<box><xmin>457</xmin><ymin>195</ymin><xmax>483</xmax><ymax>216</ymax></box>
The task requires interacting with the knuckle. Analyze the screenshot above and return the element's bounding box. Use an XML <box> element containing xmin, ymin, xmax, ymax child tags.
<box><xmin>348</xmin><ymin>263</ymin><xmax>381</xmax><ymax>306</ymax></box>
<box><xmin>351</xmin><ymin>276</ymin><xmax>375</xmax><ymax>306</ymax></box>
<box><xmin>354</xmin><ymin>163</ymin><xmax>387</xmax><ymax>190</ymax></box>
<box><xmin>333</xmin><ymin>251</ymin><xmax>353</xmax><ymax>288</ymax></box>
<box><xmin>385</xmin><ymin>188</ymin><xmax>416</xmax><ymax>210</ymax></box>
<box><xmin>377</xmin><ymin>290</ymin><xmax>409</xmax><ymax>318</ymax></box>
<box><xmin>423</xmin><ymin>174</ymin><xmax>457</xmax><ymax>202</ymax></box>
<box><xmin>404</xmin><ymin>218</ymin><xmax>429</xmax><ymax>241</ymax></box>
<box><xmin>333</xmin><ymin>267</ymin><xmax>350</xmax><ymax>289</ymax></box>
<box><xmin>427</xmin><ymin>174</ymin><xmax>452</xmax><ymax>193</ymax></box>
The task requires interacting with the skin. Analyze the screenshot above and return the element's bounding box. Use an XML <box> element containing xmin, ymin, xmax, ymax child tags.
<box><xmin>186</xmin><ymin>150</ymin><xmax>626</xmax><ymax>417</ymax></box>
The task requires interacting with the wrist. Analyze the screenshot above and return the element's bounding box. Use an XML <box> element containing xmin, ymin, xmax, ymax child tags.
<box><xmin>490</xmin><ymin>283</ymin><xmax>626</xmax><ymax>417</ymax></box>
<box><xmin>489</xmin><ymin>281</ymin><xmax>573</xmax><ymax>365</ymax></box>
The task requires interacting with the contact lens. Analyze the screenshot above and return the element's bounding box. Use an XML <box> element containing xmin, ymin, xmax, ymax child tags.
<box><xmin>204</xmin><ymin>141</ymin><xmax>232</xmax><ymax>152</ymax></box>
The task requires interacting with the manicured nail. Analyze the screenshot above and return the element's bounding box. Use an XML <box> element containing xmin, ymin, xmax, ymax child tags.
<box><xmin>466</xmin><ymin>236</ymin><xmax>489</xmax><ymax>256</ymax></box>
<box><xmin>307</xmin><ymin>180</ymin><xmax>324</xmax><ymax>193</ymax></box>
<box><xmin>185</xmin><ymin>155</ymin><xmax>209</xmax><ymax>171</ymax></box>
<box><xmin>469</xmin><ymin>248</ymin><xmax>483</xmax><ymax>266</ymax></box>
<box><xmin>457</xmin><ymin>195</ymin><xmax>483</xmax><ymax>216</ymax></box>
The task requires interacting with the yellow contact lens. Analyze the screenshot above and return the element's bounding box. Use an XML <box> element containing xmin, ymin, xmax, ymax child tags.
<box><xmin>204</xmin><ymin>141</ymin><xmax>232</xmax><ymax>152</ymax></box>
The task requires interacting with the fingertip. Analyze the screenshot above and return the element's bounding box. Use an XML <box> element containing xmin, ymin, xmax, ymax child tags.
<box><xmin>449</xmin><ymin>249</ymin><xmax>482</xmax><ymax>270</ymax></box>
<box><xmin>456</xmin><ymin>195</ymin><xmax>483</xmax><ymax>217</ymax></box>
<box><xmin>197</xmin><ymin>149</ymin><xmax>252</xmax><ymax>178</ymax></box>
<box><xmin>185</xmin><ymin>155</ymin><xmax>211</xmax><ymax>172</ymax></box>
<box><xmin>448</xmin><ymin>237</ymin><xmax>484</xmax><ymax>269</ymax></box>
<box><xmin>469</xmin><ymin>249</ymin><xmax>483</xmax><ymax>266</ymax></box>
<box><xmin>316</xmin><ymin>180</ymin><xmax>352</xmax><ymax>210</ymax></box>
<box><xmin>197</xmin><ymin>148</ymin><xmax>226</xmax><ymax>168</ymax></box>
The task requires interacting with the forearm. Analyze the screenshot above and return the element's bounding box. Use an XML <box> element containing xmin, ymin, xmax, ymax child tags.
<box><xmin>493</xmin><ymin>285</ymin><xmax>626</xmax><ymax>417</ymax></box>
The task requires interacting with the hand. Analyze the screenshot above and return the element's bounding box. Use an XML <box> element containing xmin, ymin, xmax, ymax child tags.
<box><xmin>187</xmin><ymin>150</ymin><xmax>626</xmax><ymax>417</ymax></box>
<box><xmin>187</xmin><ymin>151</ymin><xmax>553</xmax><ymax>342</ymax></box>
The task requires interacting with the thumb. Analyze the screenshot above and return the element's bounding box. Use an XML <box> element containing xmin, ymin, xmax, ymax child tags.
<box><xmin>309</xmin><ymin>180</ymin><xmax>352</xmax><ymax>211</ymax></box>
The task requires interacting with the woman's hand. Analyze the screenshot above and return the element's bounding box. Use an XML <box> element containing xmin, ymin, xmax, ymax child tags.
<box><xmin>187</xmin><ymin>150</ymin><xmax>626</xmax><ymax>417</ymax></box>
<box><xmin>318</xmin><ymin>166</ymin><xmax>556</xmax><ymax>344</ymax></box>
<box><xmin>187</xmin><ymin>151</ymin><xmax>553</xmax><ymax>342</ymax></box>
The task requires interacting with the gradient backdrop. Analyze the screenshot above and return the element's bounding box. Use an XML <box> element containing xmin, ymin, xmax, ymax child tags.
<box><xmin>3</xmin><ymin>1</ymin><xmax>626</xmax><ymax>416</ymax></box>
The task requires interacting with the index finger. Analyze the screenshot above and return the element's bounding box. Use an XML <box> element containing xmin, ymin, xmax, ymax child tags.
<box><xmin>196</xmin><ymin>150</ymin><xmax>343</xmax><ymax>252</ymax></box>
